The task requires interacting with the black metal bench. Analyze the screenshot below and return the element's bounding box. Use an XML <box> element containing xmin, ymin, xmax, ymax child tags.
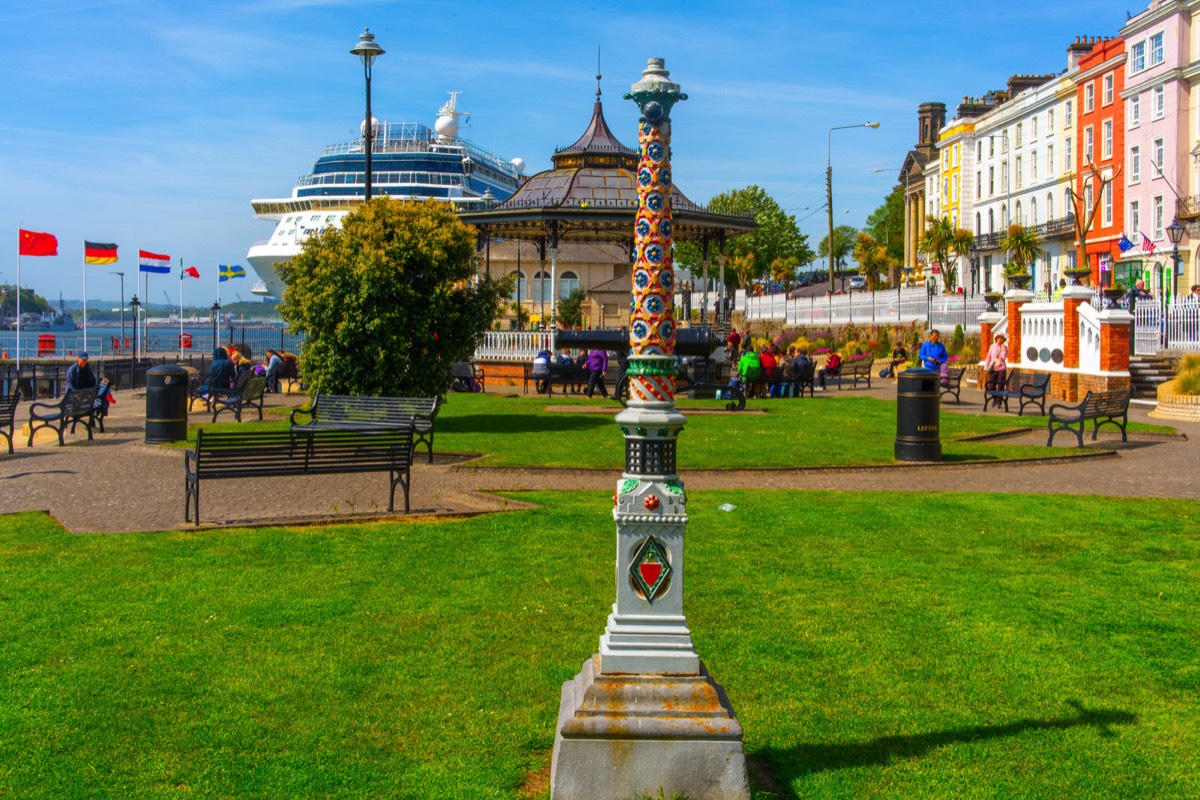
<box><xmin>940</xmin><ymin>367</ymin><xmax>967</xmax><ymax>404</ymax></box>
<box><xmin>0</xmin><ymin>391</ymin><xmax>20</xmax><ymax>454</ymax></box>
<box><xmin>210</xmin><ymin>373</ymin><xmax>267</xmax><ymax>423</ymax></box>
<box><xmin>835</xmin><ymin>357</ymin><xmax>874</xmax><ymax>390</ymax></box>
<box><xmin>450</xmin><ymin>361</ymin><xmax>485</xmax><ymax>393</ymax></box>
<box><xmin>290</xmin><ymin>394</ymin><xmax>439</xmax><ymax>463</ymax></box>
<box><xmin>184</xmin><ymin>427</ymin><xmax>414</xmax><ymax>526</ymax></box>
<box><xmin>1047</xmin><ymin>389</ymin><xmax>1133</xmax><ymax>448</ymax></box>
<box><xmin>26</xmin><ymin>387</ymin><xmax>99</xmax><ymax>447</ymax></box>
<box><xmin>983</xmin><ymin>370</ymin><xmax>1050</xmax><ymax>415</ymax></box>
<box><xmin>544</xmin><ymin>364</ymin><xmax>591</xmax><ymax>396</ymax></box>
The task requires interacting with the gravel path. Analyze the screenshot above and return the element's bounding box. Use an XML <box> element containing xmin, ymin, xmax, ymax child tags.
<box><xmin>2</xmin><ymin>384</ymin><xmax>1195</xmax><ymax>534</ymax></box>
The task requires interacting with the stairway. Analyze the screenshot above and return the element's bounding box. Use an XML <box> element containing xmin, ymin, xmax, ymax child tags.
<box><xmin>1128</xmin><ymin>354</ymin><xmax>1174</xmax><ymax>401</ymax></box>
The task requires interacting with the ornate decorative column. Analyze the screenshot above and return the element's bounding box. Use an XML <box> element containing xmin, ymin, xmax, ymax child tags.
<box><xmin>549</xmin><ymin>58</ymin><xmax>750</xmax><ymax>800</ymax></box>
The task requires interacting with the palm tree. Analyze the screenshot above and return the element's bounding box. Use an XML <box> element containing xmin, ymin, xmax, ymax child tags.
<box><xmin>999</xmin><ymin>224</ymin><xmax>1044</xmax><ymax>275</ymax></box>
<box><xmin>919</xmin><ymin>216</ymin><xmax>975</xmax><ymax>293</ymax></box>
<box><xmin>948</xmin><ymin>228</ymin><xmax>975</xmax><ymax>292</ymax></box>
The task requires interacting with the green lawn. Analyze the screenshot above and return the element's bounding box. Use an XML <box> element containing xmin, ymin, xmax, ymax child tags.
<box><xmin>2</xmin><ymin>492</ymin><xmax>1197</xmax><ymax>798</ymax></box>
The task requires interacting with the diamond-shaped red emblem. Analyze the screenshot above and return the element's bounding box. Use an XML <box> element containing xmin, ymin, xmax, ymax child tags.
<box><xmin>629</xmin><ymin>536</ymin><xmax>671</xmax><ymax>603</ymax></box>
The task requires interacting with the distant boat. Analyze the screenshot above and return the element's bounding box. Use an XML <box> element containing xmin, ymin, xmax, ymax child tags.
<box><xmin>21</xmin><ymin>294</ymin><xmax>78</xmax><ymax>332</ymax></box>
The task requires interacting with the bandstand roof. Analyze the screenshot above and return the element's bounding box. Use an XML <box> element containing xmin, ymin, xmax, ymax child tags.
<box><xmin>459</xmin><ymin>87</ymin><xmax>755</xmax><ymax>245</ymax></box>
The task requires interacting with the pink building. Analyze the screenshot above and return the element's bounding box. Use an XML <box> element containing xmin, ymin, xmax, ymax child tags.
<box><xmin>1121</xmin><ymin>1</ymin><xmax>1192</xmax><ymax>297</ymax></box>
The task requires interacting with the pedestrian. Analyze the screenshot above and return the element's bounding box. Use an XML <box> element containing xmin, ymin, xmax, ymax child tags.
<box><xmin>585</xmin><ymin>348</ymin><xmax>608</xmax><ymax>398</ymax></box>
<box><xmin>1131</xmin><ymin>279</ymin><xmax>1152</xmax><ymax>300</ymax></box>
<box><xmin>983</xmin><ymin>333</ymin><xmax>1008</xmax><ymax>407</ymax></box>
<box><xmin>1188</xmin><ymin>284</ymin><xmax>1200</xmax><ymax>303</ymax></box>
<box><xmin>726</xmin><ymin>329</ymin><xmax>742</xmax><ymax>362</ymax></box>
<box><xmin>919</xmin><ymin>329</ymin><xmax>948</xmax><ymax>372</ymax></box>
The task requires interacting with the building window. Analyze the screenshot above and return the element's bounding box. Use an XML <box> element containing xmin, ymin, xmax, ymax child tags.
<box><xmin>1103</xmin><ymin>120</ymin><xmax>1113</xmax><ymax>159</ymax></box>
<box><xmin>1130</xmin><ymin>95</ymin><xmax>1140</xmax><ymax>127</ymax></box>
<box><xmin>1131</xmin><ymin>145</ymin><xmax>1141</xmax><ymax>182</ymax></box>
<box><xmin>509</xmin><ymin>270</ymin><xmax>527</xmax><ymax>302</ymax></box>
<box><xmin>1031</xmin><ymin>196</ymin><xmax>1039</xmax><ymax>226</ymax></box>
<box><xmin>977</xmin><ymin>141</ymin><xmax>982</xmax><ymax>160</ymax></box>
<box><xmin>1065</xmin><ymin>99</ymin><xmax>1073</xmax><ymax>127</ymax></box>
<box><xmin>1103</xmin><ymin>74</ymin><xmax>1114</xmax><ymax>106</ymax></box>
<box><xmin>976</xmin><ymin>212</ymin><xmax>981</xmax><ymax>234</ymax></box>
<box><xmin>1016</xmin><ymin>123</ymin><xmax>1023</xmax><ymax>147</ymax></box>
<box><xmin>1002</xmin><ymin>162</ymin><xmax>1008</xmax><ymax>191</ymax></box>
<box><xmin>1064</xmin><ymin>137</ymin><xmax>1073</xmax><ymax>171</ymax></box>
<box><xmin>1085</xmin><ymin>83</ymin><xmax>1095</xmax><ymax>113</ymax></box>
<box><xmin>1085</xmin><ymin>183</ymin><xmax>1094</xmax><ymax>220</ymax></box>
<box><xmin>1150</xmin><ymin>32</ymin><xmax>1164</xmax><ymax>65</ymax></box>
<box><xmin>1031</xmin><ymin>149</ymin><xmax>1038</xmax><ymax>181</ymax></box>
<box><xmin>530</xmin><ymin>270</ymin><xmax>551</xmax><ymax>304</ymax></box>
<box><xmin>1153</xmin><ymin>85</ymin><xmax>1165</xmax><ymax>118</ymax></box>
<box><xmin>976</xmin><ymin>171</ymin><xmax>982</xmax><ymax>199</ymax></box>
<box><xmin>989</xmin><ymin>137</ymin><xmax>995</xmax><ymax>157</ymax></box>
<box><xmin>1064</xmin><ymin>187</ymin><xmax>1072</xmax><ymax>218</ymax></box>
<box><xmin>1154</xmin><ymin>137</ymin><xmax>1164</xmax><ymax>169</ymax></box>
<box><xmin>988</xmin><ymin>208</ymin><xmax>995</xmax><ymax>233</ymax></box>
<box><xmin>1016</xmin><ymin>200</ymin><xmax>1023</xmax><ymax>225</ymax></box>
<box><xmin>988</xmin><ymin>166</ymin><xmax>994</xmax><ymax>195</ymax></box>
<box><xmin>1016</xmin><ymin>156</ymin><xmax>1023</xmax><ymax>188</ymax></box>
<box><xmin>1047</xmin><ymin>191</ymin><xmax>1055</xmax><ymax>220</ymax></box>
<box><xmin>1132</xmin><ymin>41</ymin><xmax>1146</xmax><ymax>73</ymax></box>
<box><xmin>1047</xmin><ymin>144</ymin><xmax>1054</xmax><ymax>177</ymax></box>
<box><xmin>1048</xmin><ymin>108</ymin><xmax>1055</xmax><ymax>132</ymax></box>
<box><xmin>558</xmin><ymin>271</ymin><xmax>579</xmax><ymax>298</ymax></box>
<box><xmin>1154</xmin><ymin>195</ymin><xmax>1164</xmax><ymax>239</ymax></box>
<box><xmin>1002</xmin><ymin>131</ymin><xmax>1009</xmax><ymax>153</ymax></box>
<box><xmin>1130</xmin><ymin>199</ymin><xmax>1140</xmax><ymax>234</ymax></box>
<box><xmin>1084</xmin><ymin>127</ymin><xmax>1094</xmax><ymax>163</ymax></box>
<box><xmin>1103</xmin><ymin>181</ymin><xmax>1113</xmax><ymax>226</ymax></box>
<box><xmin>1001</xmin><ymin>203</ymin><xmax>1008</xmax><ymax>227</ymax></box>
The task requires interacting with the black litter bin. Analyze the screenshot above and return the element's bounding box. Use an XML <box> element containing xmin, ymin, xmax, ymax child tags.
<box><xmin>145</xmin><ymin>365</ymin><xmax>189</xmax><ymax>443</ymax></box>
<box><xmin>895</xmin><ymin>367</ymin><xmax>941</xmax><ymax>462</ymax></box>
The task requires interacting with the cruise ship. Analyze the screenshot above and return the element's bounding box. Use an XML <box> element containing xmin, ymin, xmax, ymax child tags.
<box><xmin>246</xmin><ymin>92</ymin><xmax>526</xmax><ymax>299</ymax></box>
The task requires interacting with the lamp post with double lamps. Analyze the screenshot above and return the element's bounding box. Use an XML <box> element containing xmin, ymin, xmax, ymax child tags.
<box><xmin>211</xmin><ymin>301</ymin><xmax>221</xmax><ymax>353</ymax></box>
<box><xmin>129</xmin><ymin>295</ymin><xmax>141</xmax><ymax>363</ymax></box>
<box><xmin>350</xmin><ymin>28</ymin><xmax>385</xmax><ymax>203</ymax></box>
<box><xmin>827</xmin><ymin>122</ymin><xmax>880</xmax><ymax>293</ymax></box>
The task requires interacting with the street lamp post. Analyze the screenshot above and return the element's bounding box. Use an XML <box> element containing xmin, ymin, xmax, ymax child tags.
<box><xmin>350</xmin><ymin>28</ymin><xmax>385</xmax><ymax>203</ymax></box>
<box><xmin>110</xmin><ymin>271</ymin><xmax>125</xmax><ymax>354</ymax></box>
<box><xmin>211</xmin><ymin>300</ymin><xmax>221</xmax><ymax>353</ymax></box>
<box><xmin>968</xmin><ymin>246</ymin><xmax>979</xmax><ymax>296</ymax></box>
<box><xmin>129</xmin><ymin>295</ymin><xmax>141</xmax><ymax>362</ymax></box>
<box><xmin>1167</xmin><ymin>217</ymin><xmax>1184</xmax><ymax>300</ymax></box>
<box><xmin>828</xmin><ymin>122</ymin><xmax>880</xmax><ymax>294</ymax></box>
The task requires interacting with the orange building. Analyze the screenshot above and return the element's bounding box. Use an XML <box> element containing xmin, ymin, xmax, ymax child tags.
<box><xmin>1074</xmin><ymin>36</ymin><xmax>1125</xmax><ymax>284</ymax></box>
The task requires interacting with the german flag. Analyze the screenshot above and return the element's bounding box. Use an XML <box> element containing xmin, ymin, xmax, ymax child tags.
<box><xmin>84</xmin><ymin>241</ymin><xmax>118</xmax><ymax>264</ymax></box>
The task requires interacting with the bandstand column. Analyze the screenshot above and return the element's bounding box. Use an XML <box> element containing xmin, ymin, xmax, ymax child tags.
<box><xmin>549</xmin><ymin>58</ymin><xmax>750</xmax><ymax>800</ymax></box>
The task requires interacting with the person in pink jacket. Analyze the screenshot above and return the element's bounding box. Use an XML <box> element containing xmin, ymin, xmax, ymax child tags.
<box><xmin>984</xmin><ymin>333</ymin><xmax>1008</xmax><ymax>407</ymax></box>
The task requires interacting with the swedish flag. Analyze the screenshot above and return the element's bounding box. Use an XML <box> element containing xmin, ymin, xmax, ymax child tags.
<box><xmin>219</xmin><ymin>264</ymin><xmax>247</xmax><ymax>282</ymax></box>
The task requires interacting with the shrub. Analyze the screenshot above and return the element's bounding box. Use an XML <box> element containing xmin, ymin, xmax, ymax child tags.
<box><xmin>1174</xmin><ymin>354</ymin><xmax>1200</xmax><ymax>395</ymax></box>
<box><xmin>950</xmin><ymin>324</ymin><xmax>966</xmax><ymax>355</ymax></box>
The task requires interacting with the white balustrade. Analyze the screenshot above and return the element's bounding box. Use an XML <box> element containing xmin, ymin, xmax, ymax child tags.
<box><xmin>474</xmin><ymin>330</ymin><xmax>554</xmax><ymax>361</ymax></box>
<box><xmin>1077</xmin><ymin>303</ymin><xmax>1102</xmax><ymax>374</ymax></box>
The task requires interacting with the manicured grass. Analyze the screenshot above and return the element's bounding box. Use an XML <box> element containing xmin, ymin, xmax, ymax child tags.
<box><xmin>430</xmin><ymin>393</ymin><xmax>1169</xmax><ymax>468</ymax></box>
<box><xmin>1</xmin><ymin>492</ymin><xmax>1197</xmax><ymax>798</ymax></box>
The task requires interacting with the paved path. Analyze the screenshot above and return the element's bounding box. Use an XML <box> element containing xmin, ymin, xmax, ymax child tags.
<box><xmin>1</xmin><ymin>381</ymin><xmax>1195</xmax><ymax>534</ymax></box>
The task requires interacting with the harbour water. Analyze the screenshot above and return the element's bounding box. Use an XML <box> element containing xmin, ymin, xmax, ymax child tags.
<box><xmin>0</xmin><ymin>323</ymin><xmax>302</xmax><ymax>361</ymax></box>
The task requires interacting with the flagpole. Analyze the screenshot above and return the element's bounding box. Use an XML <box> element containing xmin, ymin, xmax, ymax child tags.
<box><xmin>179</xmin><ymin>258</ymin><xmax>184</xmax><ymax>360</ymax></box>
<box><xmin>82</xmin><ymin>237</ymin><xmax>87</xmax><ymax>350</ymax></box>
<box><xmin>15</xmin><ymin>232</ymin><xmax>20</xmax><ymax>371</ymax></box>
<box><xmin>143</xmin><ymin>263</ymin><xmax>149</xmax><ymax>358</ymax></box>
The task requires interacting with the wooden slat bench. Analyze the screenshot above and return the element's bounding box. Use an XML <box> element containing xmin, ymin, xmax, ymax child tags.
<box><xmin>210</xmin><ymin>373</ymin><xmax>267</xmax><ymax>423</ymax></box>
<box><xmin>1047</xmin><ymin>389</ymin><xmax>1133</xmax><ymax>448</ymax></box>
<box><xmin>983</xmin><ymin>370</ymin><xmax>1050</xmax><ymax>415</ymax></box>
<box><xmin>290</xmin><ymin>394</ymin><xmax>439</xmax><ymax>463</ymax></box>
<box><xmin>0</xmin><ymin>391</ymin><xmax>20</xmax><ymax>454</ymax></box>
<box><xmin>26</xmin><ymin>387</ymin><xmax>99</xmax><ymax>447</ymax></box>
<box><xmin>940</xmin><ymin>367</ymin><xmax>967</xmax><ymax>404</ymax></box>
<box><xmin>184</xmin><ymin>427</ymin><xmax>414</xmax><ymax>525</ymax></box>
<box><xmin>835</xmin><ymin>357</ymin><xmax>874</xmax><ymax>390</ymax></box>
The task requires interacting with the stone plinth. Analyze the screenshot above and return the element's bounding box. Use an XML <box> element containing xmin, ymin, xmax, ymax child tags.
<box><xmin>551</xmin><ymin>656</ymin><xmax>749</xmax><ymax>800</ymax></box>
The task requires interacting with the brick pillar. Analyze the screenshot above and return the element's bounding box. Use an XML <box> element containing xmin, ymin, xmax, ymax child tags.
<box><xmin>1098</xmin><ymin>308</ymin><xmax>1133</xmax><ymax>373</ymax></box>
<box><xmin>1060</xmin><ymin>285</ymin><xmax>1092</xmax><ymax>370</ymax></box>
<box><xmin>1004</xmin><ymin>289</ymin><xmax>1034</xmax><ymax>366</ymax></box>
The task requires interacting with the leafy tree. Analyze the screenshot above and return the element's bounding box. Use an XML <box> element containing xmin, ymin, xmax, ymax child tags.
<box><xmin>947</xmin><ymin>228</ymin><xmax>975</xmax><ymax>293</ymax></box>
<box><xmin>2</xmin><ymin>286</ymin><xmax>51</xmax><ymax>317</ymax></box>
<box><xmin>555</xmin><ymin>288</ymin><xmax>587</xmax><ymax>328</ymax></box>
<box><xmin>727</xmin><ymin>252</ymin><xmax>758</xmax><ymax>289</ymax></box>
<box><xmin>278</xmin><ymin>198</ymin><xmax>509</xmax><ymax>397</ymax></box>
<box><xmin>865</xmin><ymin>184</ymin><xmax>904</xmax><ymax>265</ymax></box>
<box><xmin>674</xmin><ymin>185</ymin><xmax>811</xmax><ymax>288</ymax></box>
<box><xmin>818</xmin><ymin>224</ymin><xmax>858</xmax><ymax>285</ymax></box>
<box><xmin>768</xmin><ymin>257</ymin><xmax>795</xmax><ymax>286</ymax></box>
<box><xmin>919</xmin><ymin>216</ymin><xmax>975</xmax><ymax>293</ymax></box>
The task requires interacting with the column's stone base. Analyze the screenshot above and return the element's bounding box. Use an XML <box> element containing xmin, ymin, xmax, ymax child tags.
<box><xmin>550</xmin><ymin>655</ymin><xmax>750</xmax><ymax>800</ymax></box>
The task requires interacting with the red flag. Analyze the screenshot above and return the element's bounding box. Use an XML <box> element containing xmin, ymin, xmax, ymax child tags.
<box><xmin>19</xmin><ymin>229</ymin><xmax>58</xmax><ymax>256</ymax></box>
<box><xmin>183</xmin><ymin>266</ymin><xmax>200</xmax><ymax>279</ymax></box>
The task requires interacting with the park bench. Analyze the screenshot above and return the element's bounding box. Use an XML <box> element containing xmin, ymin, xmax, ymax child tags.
<box><xmin>0</xmin><ymin>391</ymin><xmax>20</xmax><ymax>454</ymax></box>
<box><xmin>1047</xmin><ymin>389</ymin><xmax>1133</xmax><ymax>448</ymax></box>
<box><xmin>983</xmin><ymin>370</ymin><xmax>1050</xmax><ymax>415</ymax></box>
<box><xmin>184</xmin><ymin>426</ymin><xmax>414</xmax><ymax>526</ymax></box>
<box><xmin>187</xmin><ymin>373</ymin><xmax>211</xmax><ymax>412</ymax></box>
<box><xmin>277</xmin><ymin>354</ymin><xmax>302</xmax><ymax>392</ymax></box>
<box><xmin>290</xmin><ymin>394</ymin><xmax>439</xmax><ymax>463</ymax></box>
<box><xmin>792</xmin><ymin>359</ymin><xmax>816</xmax><ymax>398</ymax></box>
<box><xmin>543</xmin><ymin>363</ymin><xmax>591</xmax><ymax>396</ymax></box>
<box><xmin>834</xmin><ymin>357</ymin><xmax>874</xmax><ymax>391</ymax></box>
<box><xmin>673</xmin><ymin>373</ymin><xmax>747</xmax><ymax>411</ymax></box>
<box><xmin>209</xmin><ymin>372</ymin><xmax>267</xmax><ymax>423</ymax></box>
<box><xmin>450</xmin><ymin>361</ymin><xmax>486</xmax><ymax>393</ymax></box>
<box><xmin>26</xmin><ymin>387</ymin><xmax>99</xmax><ymax>447</ymax></box>
<box><xmin>940</xmin><ymin>367</ymin><xmax>967</xmax><ymax>404</ymax></box>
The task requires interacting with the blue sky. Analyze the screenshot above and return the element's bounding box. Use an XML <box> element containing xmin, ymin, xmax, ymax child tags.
<box><xmin>1</xmin><ymin>0</ymin><xmax>1137</xmax><ymax>307</ymax></box>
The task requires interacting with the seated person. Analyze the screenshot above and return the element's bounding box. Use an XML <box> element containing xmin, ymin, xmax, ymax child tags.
<box><xmin>531</xmin><ymin>349</ymin><xmax>551</xmax><ymax>393</ymax></box>
<box><xmin>817</xmin><ymin>351</ymin><xmax>842</xmax><ymax>390</ymax></box>
<box><xmin>792</xmin><ymin>349</ymin><xmax>815</xmax><ymax>393</ymax></box>
<box><xmin>886</xmin><ymin>344</ymin><xmax>909</xmax><ymax>380</ymax></box>
<box><xmin>65</xmin><ymin>351</ymin><xmax>110</xmax><ymax>416</ymax></box>
<box><xmin>263</xmin><ymin>349</ymin><xmax>284</xmax><ymax>392</ymax></box>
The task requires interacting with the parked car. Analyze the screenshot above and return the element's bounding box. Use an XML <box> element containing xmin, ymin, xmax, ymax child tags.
<box><xmin>848</xmin><ymin>276</ymin><xmax>868</xmax><ymax>291</ymax></box>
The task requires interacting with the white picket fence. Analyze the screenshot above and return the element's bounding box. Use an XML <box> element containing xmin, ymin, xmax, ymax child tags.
<box><xmin>1132</xmin><ymin>300</ymin><xmax>1200</xmax><ymax>354</ymax></box>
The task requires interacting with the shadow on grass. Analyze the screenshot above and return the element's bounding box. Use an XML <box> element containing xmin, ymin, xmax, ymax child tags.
<box><xmin>754</xmin><ymin>701</ymin><xmax>1136</xmax><ymax>799</ymax></box>
<box><xmin>437</xmin><ymin>413</ymin><xmax>612</xmax><ymax>435</ymax></box>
